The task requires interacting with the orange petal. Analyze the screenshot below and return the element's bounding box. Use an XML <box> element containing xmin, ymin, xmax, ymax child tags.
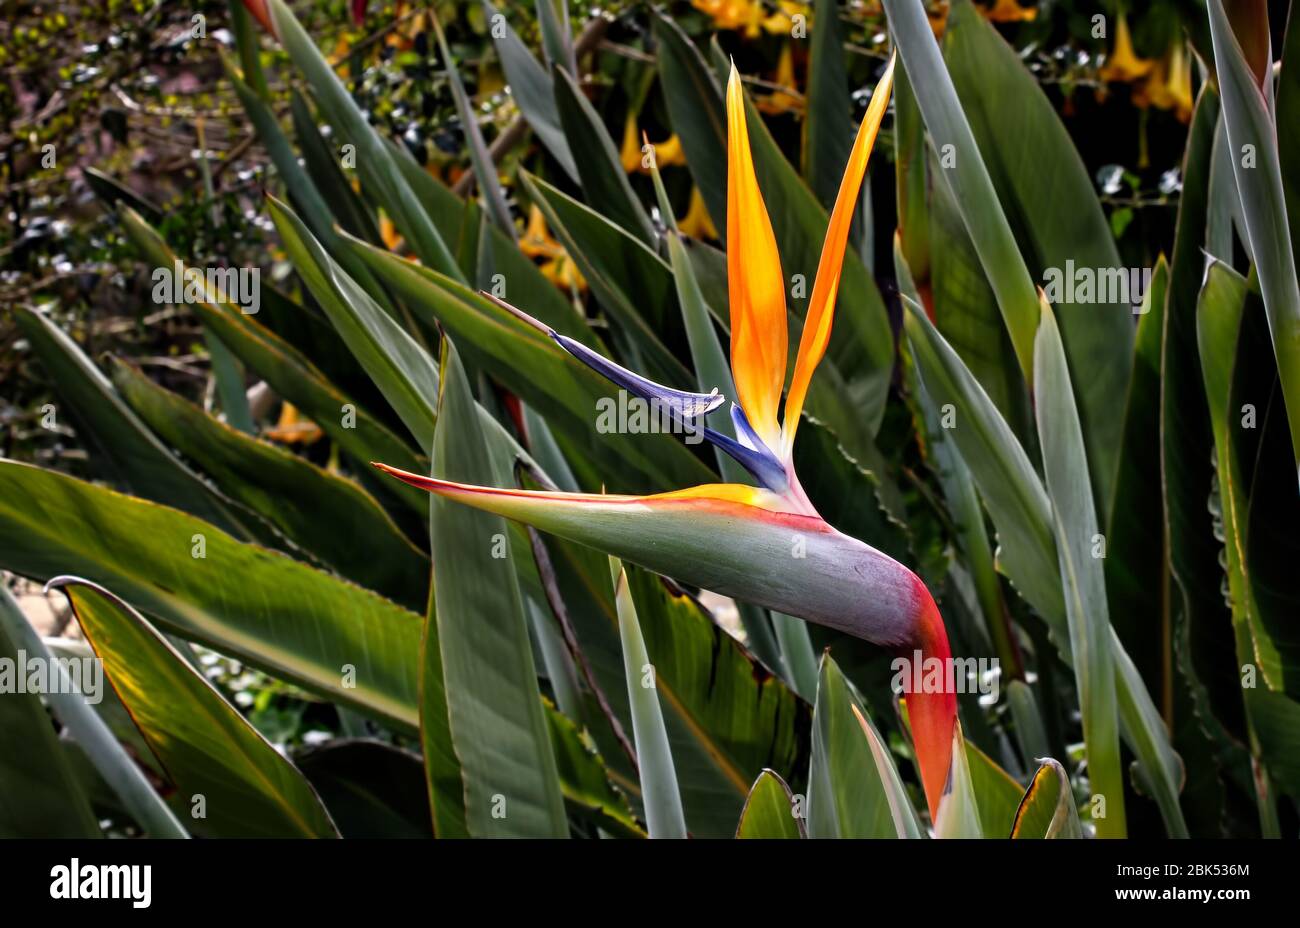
<box><xmin>726</xmin><ymin>65</ymin><xmax>788</xmax><ymax>450</ymax></box>
<box><xmin>781</xmin><ymin>54</ymin><xmax>895</xmax><ymax>455</ymax></box>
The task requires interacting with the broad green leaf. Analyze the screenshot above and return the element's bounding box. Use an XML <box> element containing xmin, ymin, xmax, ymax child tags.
<box><xmin>1280</xmin><ymin>6</ymin><xmax>1300</xmax><ymax>269</ymax></box>
<box><xmin>1034</xmin><ymin>301</ymin><xmax>1126</xmax><ymax>838</ymax></box>
<box><xmin>267</xmin><ymin>0</ymin><xmax>461</xmax><ymax>278</ymax></box>
<box><xmin>13</xmin><ymin>305</ymin><xmax>256</xmax><ymax>539</ymax></box>
<box><xmin>426</xmin><ymin>337</ymin><xmax>567</xmax><ymax>837</ymax></box>
<box><xmin>611</xmin><ymin>556</ymin><xmax>687</xmax><ymax>838</ymax></box>
<box><xmin>0</xmin><ymin>460</ymin><xmax>422</xmax><ymax>732</ymax></box>
<box><xmin>964</xmin><ymin>738</ymin><xmax>1027</xmax><ymax>838</ymax></box>
<box><xmin>807</xmin><ymin>655</ymin><xmax>895</xmax><ymax>837</ymax></box>
<box><xmin>0</xmin><ymin>590</ymin><xmax>102</xmax><ymax>838</ymax></box>
<box><xmin>881</xmin><ymin>0</ymin><xmax>1038</xmax><ymax>380</ymax></box>
<box><xmin>552</xmin><ymin>66</ymin><xmax>655</xmax><ymax>245</ymax></box>
<box><xmin>942</xmin><ymin>0</ymin><xmax>1134</xmax><ymax>509</ymax></box>
<box><xmin>736</xmin><ymin>770</ymin><xmax>805</xmax><ymax>838</ymax></box>
<box><xmin>293</xmin><ymin>739</ymin><xmax>432</xmax><ymax>838</ymax></box>
<box><xmin>534</xmin><ymin>0</ymin><xmax>574</xmax><ymax>74</ymax></box>
<box><xmin>1207</xmin><ymin>0</ymin><xmax>1300</xmax><ymax>475</ymax></box>
<box><xmin>1246</xmin><ymin>380</ymin><xmax>1300</xmax><ymax>700</ymax></box>
<box><xmin>904</xmin><ymin>304</ymin><xmax>1058</xmax><ymax>613</ymax></box>
<box><xmin>49</xmin><ymin>577</ymin><xmax>338</xmax><ymax>838</ymax></box>
<box><xmin>0</xmin><ymin>587</ymin><xmax>187</xmax><ymax>838</ymax></box>
<box><xmin>1011</xmin><ymin>758</ymin><xmax>1083</xmax><ymax>838</ymax></box>
<box><xmin>851</xmin><ymin>703</ymin><xmax>924</xmax><ymax>838</ymax></box>
<box><xmin>82</xmin><ymin>166</ymin><xmax>160</xmax><ymax>222</ymax></box>
<box><xmin>268</xmin><ymin>195</ymin><xmax>440</xmax><ymax>451</ymax></box>
<box><xmin>481</xmin><ymin>1</ymin><xmax>579</xmax><ymax>183</ymax></box>
<box><xmin>345</xmin><ymin>232</ymin><xmax>715</xmax><ymax>493</ymax></box>
<box><xmin>1006</xmin><ymin>679</ymin><xmax>1051</xmax><ymax>769</ymax></box>
<box><xmin>117</xmin><ymin>206</ymin><xmax>427</xmax><ymax>510</ymax></box>
<box><xmin>111</xmin><ymin>359</ymin><xmax>428</xmax><ymax>609</ymax></box>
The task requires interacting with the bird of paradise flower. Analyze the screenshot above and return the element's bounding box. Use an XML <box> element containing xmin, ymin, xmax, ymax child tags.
<box><xmin>376</xmin><ymin>54</ymin><xmax>960</xmax><ymax>822</ymax></box>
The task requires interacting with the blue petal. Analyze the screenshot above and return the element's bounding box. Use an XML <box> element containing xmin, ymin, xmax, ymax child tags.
<box><xmin>704</xmin><ymin>404</ymin><xmax>788</xmax><ymax>491</ymax></box>
<box><xmin>550</xmin><ymin>332</ymin><xmax>725</xmax><ymax>419</ymax></box>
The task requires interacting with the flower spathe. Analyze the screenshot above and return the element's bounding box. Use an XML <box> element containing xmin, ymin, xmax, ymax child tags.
<box><xmin>377</xmin><ymin>53</ymin><xmax>958</xmax><ymax>821</ymax></box>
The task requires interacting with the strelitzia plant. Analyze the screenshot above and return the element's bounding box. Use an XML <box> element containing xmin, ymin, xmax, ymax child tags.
<box><xmin>373</xmin><ymin>54</ymin><xmax>958</xmax><ymax>822</ymax></box>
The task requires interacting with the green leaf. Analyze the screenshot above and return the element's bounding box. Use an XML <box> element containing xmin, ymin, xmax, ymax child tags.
<box><xmin>1033</xmin><ymin>301</ymin><xmax>1126</xmax><ymax>838</ymax></box>
<box><xmin>293</xmin><ymin>739</ymin><xmax>432</xmax><ymax>838</ymax></box>
<box><xmin>13</xmin><ymin>305</ymin><xmax>257</xmax><ymax>540</ymax></box>
<box><xmin>1011</xmin><ymin>758</ymin><xmax>1083</xmax><ymax>838</ymax></box>
<box><xmin>268</xmin><ymin>195</ymin><xmax>440</xmax><ymax>451</ymax></box>
<box><xmin>964</xmin><ymin>738</ymin><xmax>1027</xmax><ymax>837</ymax></box>
<box><xmin>0</xmin><ymin>585</ymin><xmax>187</xmax><ymax>838</ymax></box>
<box><xmin>851</xmin><ymin>702</ymin><xmax>925</xmax><ymax>838</ymax></box>
<box><xmin>48</xmin><ymin>577</ymin><xmax>338</xmax><ymax>838</ymax></box>
<box><xmin>611</xmin><ymin>556</ymin><xmax>687</xmax><ymax>838</ymax></box>
<box><xmin>82</xmin><ymin>166</ymin><xmax>161</xmax><ymax>223</ymax></box>
<box><xmin>942</xmin><ymin>0</ymin><xmax>1134</xmax><ymax>508</ymax></box>
<box><xmin>481</xmin><ymin>1</ymin><xmax>579</xmax><ymax>183</ymax></box>
<box><xmin>534</xmin><ymin>0</ymin><xmax>574</xmax><ymax>74</ymax></box>
<box><xmin>0</xmin><ymin>589</ymin><xmax>102</xmax><ymax>838</ymax></box>
<box><xmin>736</xmin><ymin>770</ymin><xmax>805</xmax><ymax>838</ymax></box>
<box><xmin>0</xmin><ymin>460</ymin><xmax>422</xmax><ymax>732</ymax></box>
<box><xmin>110</xmin><ymin>358</ymin><xmax>428</xmax><ymax>610</ymax></box>
<box><xmin>552</xmin><ymin>66</ymin><xmax>655</xmax><ymax>245</ymax></box>
<box><xmin>426</xmin><ymin>337</ymin><xmax>567</xmax><ymax>836</ymax></box>
<box><xmin>1006</xmin><ymin>679</ymin><xmax>1051</xmax><ymax>770</ymax></box>
<box><xmin>1207</xmin><ymin>0</ymin><xmax>1300</xmax><ymax>475</ymax></box>
<box><xmin>807</xmin><ymin>655</ymin><xmax>896</xmax><ymax>837</ymax></box>
<box><xmin>268</xmin><ymin>0</ymin><xmax>461</xmax><ymax>278</ymax></box>
<box><xmin>881</xmin><ymin>0</ymin><xmax>1039</xmax><ymax>381</ymax></box>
